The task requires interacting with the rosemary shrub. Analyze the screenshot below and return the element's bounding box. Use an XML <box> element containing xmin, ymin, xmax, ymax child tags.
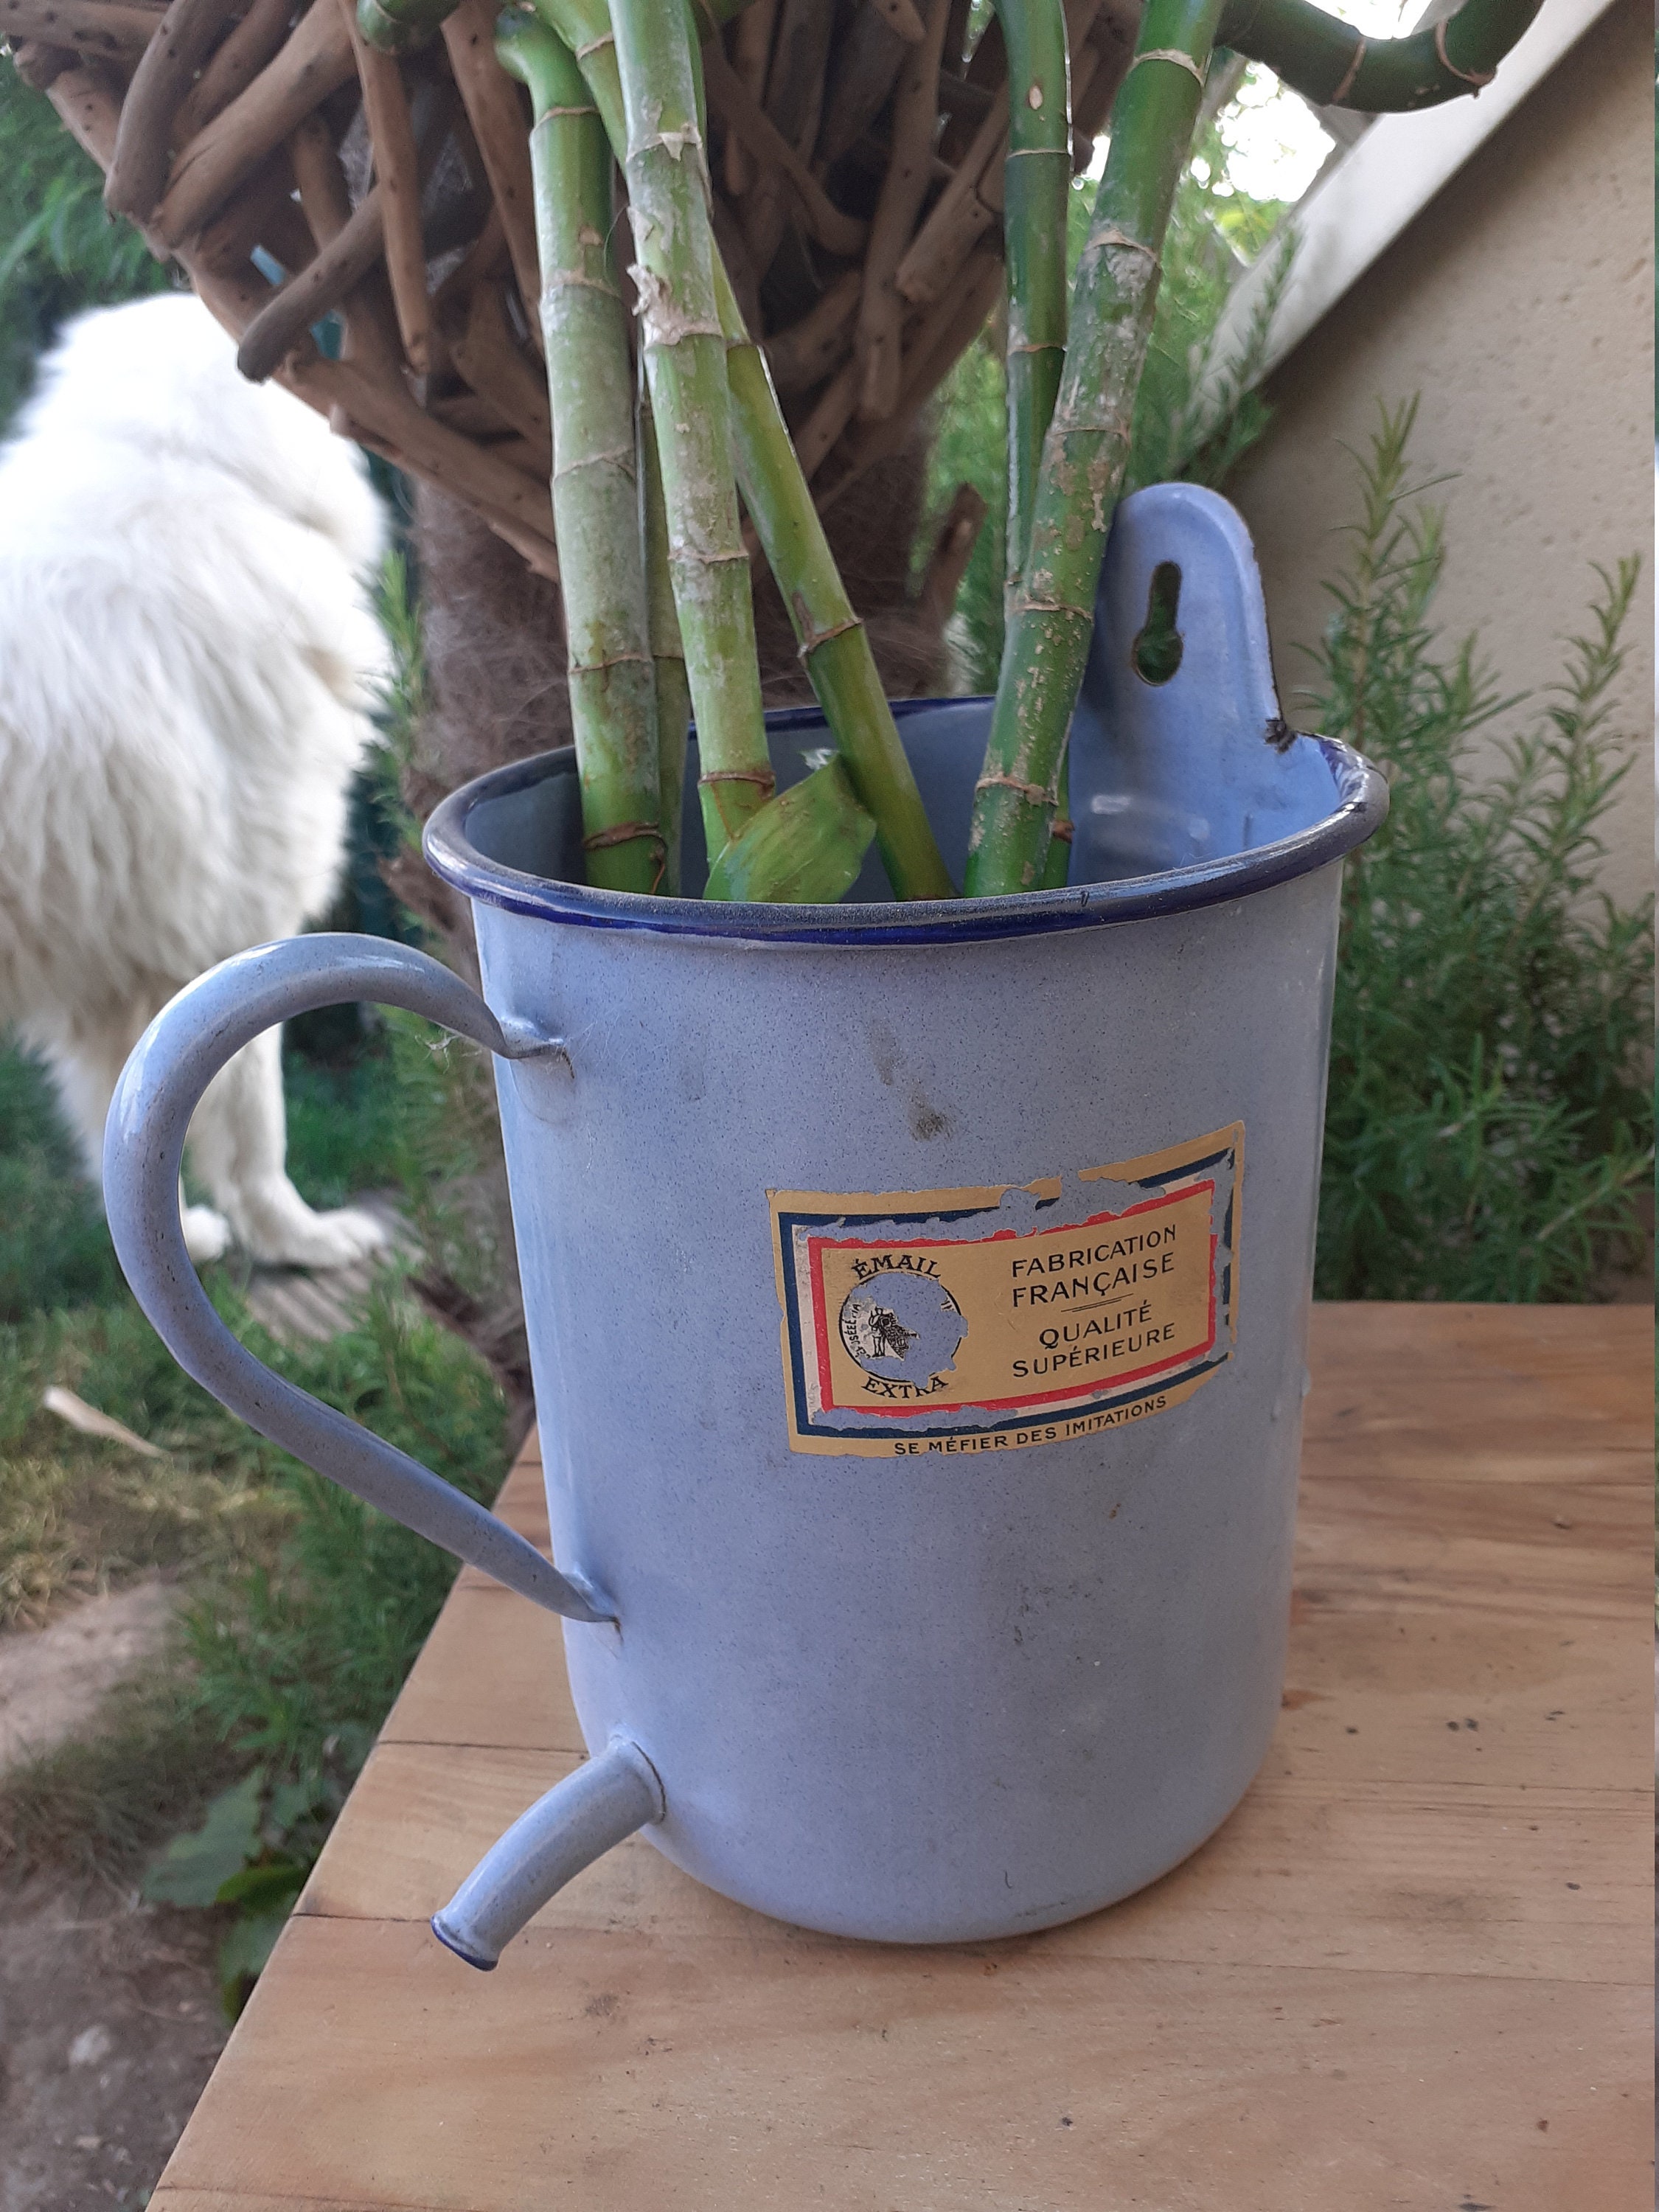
<box><xmin>1311</xmin><ymin>403</ymin><xmax>1653</xmax><ymax>1301</ymax></box>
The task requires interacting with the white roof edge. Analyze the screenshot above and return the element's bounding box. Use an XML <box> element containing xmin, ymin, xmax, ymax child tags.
<box><xmin>1200</xmin><ymin>0</ymin><xmax>1621</xmax><ymax>401</ymax></box>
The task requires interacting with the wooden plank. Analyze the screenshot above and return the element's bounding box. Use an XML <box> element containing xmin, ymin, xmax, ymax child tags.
<box><xmin>302</xmin><ymin>1735</ymin><xmax>1647</xmax><ymax>1985</ymax></box>
<box><xmin>376</xmin><ymin>1583</ymin><xmax>580</xmax><ymax>1751</ymax></box>
<box><xmin>150</xmin><ymin>1306</ymin><xmax>1656</xmax><ymax>2208</ymax></box>
<box><xmin>151</xmin><ymin>1916</ymin><xmax>1651</xmax><ymax>2211</ymax></box>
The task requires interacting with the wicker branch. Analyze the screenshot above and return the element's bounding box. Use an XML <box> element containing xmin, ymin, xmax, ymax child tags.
<box><xmin>0</xmin><ymin>0</ymin><xmax>161</xmax><ymax>68</ymax></box>
<box><xmin>341</xmin><ymin>0</ymin><xmax>432</xmax><ymax>373</ymax></box>
<box><xmin>107</xmin><ymin>0</ymin><xmax>233</xmax><ymax>220</ymax></box>
<box><xmin>175</xmin><ymin>0</ymin><xmax>296</xmax><ymax>138</ymax></box>
<box><xmin>154</xmin><ymin>0</ymin><xmax>356</xmax><ymax>246</ymax></box>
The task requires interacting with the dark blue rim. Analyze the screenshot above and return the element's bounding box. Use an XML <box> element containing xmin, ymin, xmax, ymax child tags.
<box><xmin>422</xmin><ymin>699</ymin><xmax>1388</xmax><ymax>947</ymax></box>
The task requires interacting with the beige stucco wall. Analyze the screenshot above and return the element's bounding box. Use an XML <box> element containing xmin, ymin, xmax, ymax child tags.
<box><xmin>1228</xmin><ymin>0</ymin><xmax>1655</xmax><ymax>917</ymax></box>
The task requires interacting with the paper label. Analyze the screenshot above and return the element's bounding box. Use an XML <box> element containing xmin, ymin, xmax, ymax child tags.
<box><xmin>770</xmin><ymin>1124</ymin><xmax>1242</xmax><ymax>1456</ymax></box>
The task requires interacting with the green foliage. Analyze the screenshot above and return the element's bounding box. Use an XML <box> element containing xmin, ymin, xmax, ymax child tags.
<box><xmin>1311</xmin><ymin>403</ymin><xmax>1653</xmax><ymax>1301</ymax></box>
<box><xmin>181</xmin><ymin>1281</ymin><xmax>508</xmax><ymax>1775</ymax></box>
<box><xmin>926</xmin><ymin>137</ymin><xmax>1290</xmax><ymax>689</ymax></box>
<box><xmin>0</xmin><ymin>55</ymin><xmax>173</xmax><ymax>434</ymax></box>
<box><xmin>0</xmin><ymin>1043</ymin><xmax>125</xmax><ymax>1318</ymax></box>
<box><xmin>143</xmin><ymin>1766</ymin><xmax>341</xmax><ymax>2012</ymax></box>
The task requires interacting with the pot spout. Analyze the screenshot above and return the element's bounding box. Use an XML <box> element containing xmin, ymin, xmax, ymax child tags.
<box><xmin>431</xmin><ymin>1735</ymin><xmax>665</xmax><ymax>1969</ymax></box>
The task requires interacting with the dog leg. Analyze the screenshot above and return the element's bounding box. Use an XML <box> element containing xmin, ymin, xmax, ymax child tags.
<box><xmin>187</xmin><ymin>1028</ymin><xmax>390</xmax><ymax>1270</ymax></box>
<box><xmin>38</xmin><ymin>1025</ymin><xmax>237</xmax><ymax>1262</ymax></box>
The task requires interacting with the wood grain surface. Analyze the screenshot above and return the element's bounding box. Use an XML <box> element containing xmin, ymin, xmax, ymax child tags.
<box><xmin>150</xmin><ymin>1304</ymin><xmax>1655</xmax><ymax>2211</ymax></box>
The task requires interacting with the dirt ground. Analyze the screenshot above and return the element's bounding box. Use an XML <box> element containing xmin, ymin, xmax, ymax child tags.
<box><xmin>0</xmin><ymin>1875</ymin><xmax>228</xmax><ymax>2211</ymax></box>
<box><xmin>1</xmin><ymin>1583</ymin><xmax>229</xmax><ymax>2208</ymax></box>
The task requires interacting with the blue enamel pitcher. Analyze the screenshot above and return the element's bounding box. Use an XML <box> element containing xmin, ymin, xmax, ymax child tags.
<box><xmin>105</xmin><ymin>485</ymin><xmax>1385</xmax><ymax>1964</ymax></box>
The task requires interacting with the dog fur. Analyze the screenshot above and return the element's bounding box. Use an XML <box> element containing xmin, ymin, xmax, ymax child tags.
<box><xmin>0</xmin><ymin>293</ymin><xmax>391</xmax><ymax>1267</ymax></box>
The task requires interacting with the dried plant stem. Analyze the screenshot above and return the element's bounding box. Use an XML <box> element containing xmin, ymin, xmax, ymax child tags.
<box><xmin>440</xmin><ymin>0</ymin><xmax>545</xmax><ymax>349</ymax></box>
<box><xmin>495</xmin><ymin>8</ymin><xmax>663</xmax><ymax>894</ymax></box>
<box><xmin>341</xmin><ymin>0</ymin><xmax>433</xmax><ymax>373</ymax></box>
<box><xmin>1</xmin><ymin>0</ymin><xmax>161</xmax><ymax>65</ymax></box>
<box><xmin>607</xmin><ymin>0</ymin><xmax>771</xmax><ymax>858</ymax></box>
<box><xmin>964</xmin><ymin>0</ymin><xmax>1224</xmax><ymax>895</ymax></box>
<box><xmin>153</xmin><ymin>0</ymin><xmax>356</xmax><ymax>246</ymax></box>
<box><xmin>105</xmin><ymin>0</ymin><xmax>229</xmax><ymax>220</ymax></box>
<box><xmin>854</xmin><ymin>0</ymin><xmax>950</xmax><ymax>423</ymax></box>
<box><xmin>176</xmin><ymin>0</ymin><xmax>294</xmax><ymax>136</ymax></box>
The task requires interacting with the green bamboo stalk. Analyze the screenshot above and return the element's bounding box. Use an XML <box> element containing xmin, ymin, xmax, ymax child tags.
<box><xmin>963</xmin><ymin>0</ymin><xmax>1225</xmax><ymax>897</ymax></box>
<box><xmin>603</xmin><ymin>0</ymin><xmax>773</xmax><ymax>863</ymax></box>
<box><xmin>535</xmin><ymin>0</ymin><xmax>955</xmax><ymax>900</ymax></box>
<box><xmin>994</xmin><ymin>0</ymin><xmax>1071</xmax><ymax>604</ymax></box>
<box><xmin>1040</xmin><ymin>751</ymin><xmax>1072</xmax><ymax>888</ymax></box>
<box><xmin>637</xmin><ymin>389</ymin><xmax>691</xmax><ymax>897</ymax></box>
<box><xmin>1217</xmin><ymin>0</ymin><xmax>1544</xmax><ymax>112</ymax></box>
<box><xmin>714</xmin><ymin>263</ymin><xmax>956</xmax><ymax>901</ymax></box>
<box><xmin>704</xmin><ymin>757</ymin><xmax>877</xmax><ymax>903</ymax></box>
<box><xmin>495</xmin><ymin>7</ymin><xmax>663</xmax><ymax>894</ymax></box>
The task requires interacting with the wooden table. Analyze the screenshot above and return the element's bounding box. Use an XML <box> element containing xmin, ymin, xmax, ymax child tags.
<box><xmin>151</xmin><ymin>1305</ymin><xmax>1655</xmax><ymax>2211</ymax></box>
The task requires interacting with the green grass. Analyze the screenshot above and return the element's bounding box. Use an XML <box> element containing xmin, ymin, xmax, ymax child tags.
<box><xmin>0</xmin><ymin>1015</ymin><xmax>509</xmax><ymax>1924</ymax></box>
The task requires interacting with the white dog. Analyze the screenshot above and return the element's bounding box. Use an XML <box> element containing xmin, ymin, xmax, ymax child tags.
<box><xmin>0</xmin><ymin>293</ymin><xmax>391</xmax><ymax>1268</ymax></box>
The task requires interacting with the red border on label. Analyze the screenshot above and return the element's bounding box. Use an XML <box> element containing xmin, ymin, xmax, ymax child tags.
<box><xmin>804</xmin><ymin>1183</ymin><xmax>1217</xmax><ymax>1419</ymax></box>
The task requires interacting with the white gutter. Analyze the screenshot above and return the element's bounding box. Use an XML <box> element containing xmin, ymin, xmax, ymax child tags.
<box><xmin>1201</xmin><ymin>0</ymin><xmax>1622</xmax><ymax>394</ymax></box>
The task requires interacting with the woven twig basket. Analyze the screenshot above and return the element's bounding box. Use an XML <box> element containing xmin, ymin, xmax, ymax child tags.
<box><xmin>11</xmin><ymin>0</ymin><xmax>1138</xmax><ymax>576</ymax></box>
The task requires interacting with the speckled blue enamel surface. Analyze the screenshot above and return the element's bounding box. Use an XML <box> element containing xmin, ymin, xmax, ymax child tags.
<box><xmin>440</xmin><ymin>486</ymin><xmax>1384</xmax><ymax>1939</ymax></box>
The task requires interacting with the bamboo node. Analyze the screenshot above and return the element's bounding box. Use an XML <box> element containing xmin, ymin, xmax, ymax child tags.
<box><xmin>569</xmin><ymin>650</ymin><xmax>653</xmax><ymax>672</ymax></box>
<box><xmin>1129</xmin><ymin>46</ymin><xmax>1206</xmax><ymax>86</ymax></box>
<box><xmin>700</xmin><ymin>768</ymin><xmax>778</xmax><ymax>795</ymax></box>
<box><xmin>1085</xmin><ymin>226</ymin><xmax>1156</xmax><ymax>260</ymax></box>
<box><xmin>1328</xmin><ymin>37</ymin><xmax>1366</xmax><ymax>105</ymax></box>
<box><xmin>974</xmin><ymin>773</ymin><xmax>1054</xmax><ymax>807</ymax></box>
<box><xmin>1433</xmin><ymin>18</ymin><xmax>1493</xmax><ymax>89</ymax></box>
<box><xmin>554</xmin><ymin>443</ymin><xmax>637</xmax><ymax>484</ymax></box>
<box><xmin>796</xmin><ymin>611</ymin><xmax>863</xmax><ymax>658</ymax></box>
<box><xmin>583</xmin><ymin>820</ymin><xmax>665</xmax><ymax>849</ymax></box>
<box><xmin>636</xmin><ymin>124</ymin><xmax>703</xmax><ymax>164</ymax></box>
<box><xmin>573</xmin><ymin>30</ymin><xmax>613</xmax><ymax>59</ymax></box>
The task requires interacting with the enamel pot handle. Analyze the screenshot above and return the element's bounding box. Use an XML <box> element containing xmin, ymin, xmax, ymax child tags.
<box><xmin>103</xmin><ymin>933</ymin><xmax>613</xmax><ymax>1625</ymax></box>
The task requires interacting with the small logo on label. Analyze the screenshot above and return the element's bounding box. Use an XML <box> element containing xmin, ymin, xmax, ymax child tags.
<box><xmin>837</xmin><ymin>1265</ymin><xmax>966</xmax><ymax>1394</ymax></box>
<box><xmin>769</xmin><ymin>1124</ymin><xmax>1242</xmax><ymax>1458</ymax></box>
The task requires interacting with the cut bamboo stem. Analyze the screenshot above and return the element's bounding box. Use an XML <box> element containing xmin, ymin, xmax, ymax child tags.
<box><xmin>964</xmin><ymin>0</ymin><xmax>1225</xmax><ymax>894</ymax></box>
<box><xmin>993</xmin><ymin>0</ymin><xmax>1070</xmax><ymax>600</ymax></box>
<box><xmin>716</xmin><ymin>262</ymin><xmax>955</xmax><ymax>900</ymax></box>
<box><xmin>639</xmin><ymin>391</ymin><xmax>690</xmax><ymax>897</ymax></box>
<box><xmin>607</xmin><ymin>0</ymin><xmax>773</xmax><ymax>858</ymax></box>
<box><xmin>496</xmin><ymin>7</ymin><xmax>662</xmax><ymax>891</ymax></box>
